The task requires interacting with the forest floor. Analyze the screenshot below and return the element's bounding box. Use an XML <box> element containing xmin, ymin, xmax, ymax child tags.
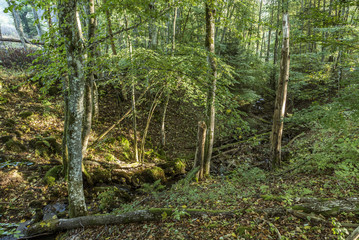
<box><xmin>0</xmin><ymin>69</ymin><xmax>358</xmax><ymax>240</ymax></box>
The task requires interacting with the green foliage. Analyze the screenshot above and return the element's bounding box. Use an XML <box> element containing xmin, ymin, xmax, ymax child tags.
<box><xmin>98</xmin><ymin>189</ymin><xmax>117</xmax><ymax>211</ymax></box>
<box><xmin>231</xmin><ymin>164</ymin><xmax>267</xmax><ymax>184</ymax></box>
<box><xmin>0</xmin><ymin>222</ymin><xmax>23</xmax><ymax>239</ymax></box>
<box><xmin>0</xmin><ymin>48</ymin><xmax>38</xmax><ymax>69</ymax></box>
<box><xmin>331</xmin><ymin>218</ymin><xmax>349</xmax><ymax>240</ymax></box>
<box><xmin>140</xmin><ymin>179</ymin><xmax>165</xmax><ymax>200</ymax></box>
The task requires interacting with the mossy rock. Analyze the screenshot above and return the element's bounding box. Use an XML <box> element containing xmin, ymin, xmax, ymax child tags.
<box><xmin>90</xmin><ymin>166</ymin><xmax>112</xmax><ymax>184</ymax></box>
<box><xmin>34</xmin><ymin>137</ymin><xmax>61</xmax><ymax>157</ymax></box>
<box><xmin>160</xmin><ymin>159</ymin><xmax>186</xmax><ymax>176</ymax></box>
<box><xmin>133</xmin><ymin>167</ymin><xmax>166</xmax><ymax>184</ymax></box>
<box><xmin>5</xmin><ymin>139</ymin><xmax>26</xmax><ymax>152</ymax></box>
<box><xmin>44</xmin><ymin>165</ymin><xmax>63</xmax><ymax>186</ymax></box>
<box><xmin>19</xmin><ymin>111</ymin><xmax>33</xmax><ymax>119</ymax></box>
<box><xmin>112</xmin><ymin>169</ymin><xmax>132</xmax><ymax>185</ymax></box>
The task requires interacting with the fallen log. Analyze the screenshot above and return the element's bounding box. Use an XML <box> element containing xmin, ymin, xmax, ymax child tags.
<box><xmin>23</xmin><ymin>208</ymin><xmax>236</xmax><ymax>237</ymax></box>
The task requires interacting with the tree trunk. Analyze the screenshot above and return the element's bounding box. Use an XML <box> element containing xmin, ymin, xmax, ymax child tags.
<box><xmin>160</xmin><ymin>7</ymin><xmax>177</xmax><ymax>147</ymax></box>
<box><xmin>148</xmin><ymin>2</ymin><xmax>158</xmax><ymax>49</ymax></box>
<box><xmin>204</xmin><ymin>1</ymin><xmax>217</xmax><ymax>177</ymax></box>
<box><xmin>140</xmin><ymin>89</ymin><xmax>163</xmax><ymax>162</ymax></box>
<box><xmin>82</xmin><ymin>0</ymin><xmax>97</xmax><ymax>157</ymax></box>
<box><xmin>256</xmin><ymin>0</ymin><xmax>263</xmax><ymax>56</ymax></box>
<box><xmin>31</xmin><ymin>3</ymin><xmax>43</xmax><ymax>38</ymax></box>
<box><xmin>62</xmin><ymin>75</ymin><xmax>69</xmax><ymax>178</ymax></box>
<box><xmin>193</xmin><ymin>121</ymin><xmax>207</xmax><ymax>181</ymax></box>
<box><xmin>266</xmin><ymin>0</ymin><xmax>274</xmax><ymax>62</ymax></box>
<box><xmin>270</xmin><ymin>11</ymin><xmax>290</xmax><ymax>169</ymax></box>
<box><xmin>125</xmin><ymin>16</ymin><xmax>139</xmax><ymax>162</ymax></box>
<box><xmin>24</xmin><ymin>208</ymin><xmax>234</xmax><ymax>237</ymax></box>
<box><xmin>58</xmin><ymin>0</ymin><xmax>87</xmax><ymax>218</ymax></box>
<box><xmin>6</xmin><ymin>0</ymin><xmax>27</xmax><ymax>49</ymax></box>
<box><xmin>104</xmin><ymin>0</ymin><xmax>117</xmax><ymax>55</ymax></box>
<box><xmin>270</xmin><ymin>0</ymin><xmax>281</xmax><ymax>90</ymax></box>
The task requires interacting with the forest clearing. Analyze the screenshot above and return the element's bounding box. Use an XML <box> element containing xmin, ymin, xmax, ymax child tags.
<box><xmin>0</xmin><ymin>0</ymin><xmax>359</xmax><ymax>239</ymax></box>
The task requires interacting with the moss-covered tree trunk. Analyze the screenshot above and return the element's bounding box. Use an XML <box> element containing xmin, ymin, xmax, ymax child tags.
<box><xmin>204</xmin><ymin>0</ymin><xmax>217</xmax><ymax>177</ymax></box>
<box><xmin>58</xmin><ymin>0</ymin><xmax>87</xmax><ymax>218</ymax></box>
<box><xmin>270</xmin><ymin>10</ymin><xmax>290</xmax><ymax>169</ymax></box>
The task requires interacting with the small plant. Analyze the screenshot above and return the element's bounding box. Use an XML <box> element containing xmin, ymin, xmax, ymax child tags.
<box><xmin>98</xmin><ymin>189</ymin><xmax>117</xmax><ymax>211</ymax></box>
<box><xmin>172</xmin><ymin>208</ymin><xmax>189</xmax><ymax>221</ymax></box>
<box><xmin>140</xmin><ymin>179</ymin><xmax>165</xmax><ymax>200</ymax></box>
<box><xmin>0</xmin><ymin>223</ymin><xmax>23</xmax><ymax>239</ymax></box>
<box><xmin>331</xmin><ymin>218</ymin><xmax>349</xmax><ymax>240</ymax></box>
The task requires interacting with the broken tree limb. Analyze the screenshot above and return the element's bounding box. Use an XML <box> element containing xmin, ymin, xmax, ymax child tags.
<box><xmin>214</xmin><ymin>132</ymin><xmax>270</xmax><ymax>152</ymax></box>
<box><xmin>90</xmin><ymin>84</ymin><xmax>152</xmax><ymax>148</ymax></box>
<box><xmin>0</xmin><ymin>37</ymin><xmax>43</xmax><ymax>46</ymax></box>
<box><xmin>23</xmin><ymin>208</ymin><xmax>236</xmax><ymax>237</ymax></box>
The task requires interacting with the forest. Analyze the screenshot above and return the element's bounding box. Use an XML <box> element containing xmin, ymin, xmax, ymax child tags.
<box><xmin>0</xmin><ymin>0</ymin><xmax>359</xmax><ymax>239</ymax></box>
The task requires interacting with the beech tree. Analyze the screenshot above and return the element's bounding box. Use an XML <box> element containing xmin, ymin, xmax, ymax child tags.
<box><xmin>58</xmin><ymin>0</ymin><xmax>87</xmax><ymax>217</ymax></box>
<box><xmin>204</xmin><ymin>0</ymin><xmax>217</xmax><ymax>177</ymax></box>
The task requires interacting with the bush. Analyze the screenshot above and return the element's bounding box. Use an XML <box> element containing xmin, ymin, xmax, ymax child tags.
<box><xmin>0</xmin><ymin>47</ymin><xmax>38</xmax><ymax>69</ymax></box>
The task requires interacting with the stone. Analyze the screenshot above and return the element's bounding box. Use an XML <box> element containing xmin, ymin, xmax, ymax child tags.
<box><xmin>5</xmin><ymin>139</ymin><xmax>26</xmax><ymax>152</ymax></box>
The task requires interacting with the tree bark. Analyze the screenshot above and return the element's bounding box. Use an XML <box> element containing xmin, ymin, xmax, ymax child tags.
<box><xmin>125</xmin><ymin>15</ymin><xmax>139</xmax><ymax>162</ymax></box>
<box><xmin>6</xmin><ymin>0</ymin><xmax>27</xmax><ymax>49</ymax></box>
<box><xmin>204</xmin><ymin>0</ymin><xmax>217</xmax><ymax>177</ymax></box>
<box><xmin>58</xmin><ymin>0</ymin><xmax>87</xmax><ymax>218</ymax></box>
<box><xmin>104</xmin><ymin>0</ymin><xmax>117</xmax><ymax>55</ymax></box>
<box><xmin>270</xmin><ymin>11</ymin><xmax>290</xmax><ymax>169</ymax></box>
<box><xmin>160</xmin><ymin>7</ymin><xmax>177</xmax><ymax>147</ymax></box>
<box><xmin>24</xmin><ymin>208</ymin><xmax>234</xmax><ymax>237</ymax></box>
<box><xmin>81</xmin><ymin>0</ymin><xmax>97</xmax><ymax>157</ymax></box>
<box><xmin>31</xmin><ymin>3</ymin><xmax>43</xmax><ymax>38</ymax></box>
<box><xmin>256</xmin><ymin>0</ymin><xmax>263</xmax><ymax>56</ymax></box>
<box><xmin>193</xmin><ymin>121</ymin><xmax>207</xmax><ymax>181</ymax></box>
<box><xmin>266</xmin><ymin>0</ymin><xmax>275</xmax><ymax>62</ymax></box>
<box><xmin>148</xmin><ymin>2</ymin><xmax>158</xmax><ymax>49</ymax></box>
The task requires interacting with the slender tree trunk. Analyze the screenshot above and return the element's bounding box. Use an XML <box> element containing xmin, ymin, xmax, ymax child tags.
<box><xmin>193</xmin><ymin>121</ymin><xmax>207</xmax><ymax>181</ymax></box>
<box><xmin>148</xmin><ymin>2</ymin><xmax>158</xmax><ymax>49</ymax></box>
<box><xmin>62</xmin><ymin>75</ymin><xmax>69</xmax><ymax>178</ymax></box>
<box><xmin>58</xmin><ymin>0</ymin><xmax>87</xmax><ymax>218</ymax></box>
<box><xmin>6</xmin><ymin>0</ymin><xmax>26</xmax><ymax>49</ymax></box>
<box><xmin>140</xmin><ymin>89</ymin><xmax>163</xmax><ymax>162</ymax></box>
<box><xmin>160</xmin><ymin>7</ymin><xmax>177</xmax><ymax>147</ymax></box>
<box><xmin>270</xmin><ymin>0</ymin><xmax>281</xmax><ymax>90</ymax></box>
<box><xmin>82</xmin><ymin>0</ymin><xmax>96</xmax><ymax>157</ymax></box>
<box><xmin>31</xmin><ymin>4</ymin><xmax>43</xmax><ymax>38</ymax></box>
<box><xmin>256</xmin><ymin>0</ymin><xmax>263</xmax><ymax>56</ymax></box>
<box><xmin>270</xmin><ymin>11</ymin><xmax>290</xmax><ymax>169</ymax></box>
<box><xmin>46</xmin><ymin>6</ymin><xmax>53</xmax><ymax>29</ymax></box>
<box><xmin>266</xmin><ymin>0</ymin><xmax>274</xmax><ymax>62</ymax></box>
<box><xmin>104</xmin><ymin>0</ymin><xmax>117</xmax><ymax>55</ymax></box>
<box><xmin>125</xmin><ymin>16</ymin><xmax>139</xmax><ymax>162</ymax></box>
<box><xmin>204</xmin><ymin>1</ymin><xmax>217</xmax><ymax>177</ymax></box>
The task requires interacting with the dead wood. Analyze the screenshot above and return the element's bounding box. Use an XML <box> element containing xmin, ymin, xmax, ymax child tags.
<box><xmin>23</xmin><ymin>208</ymin><xmax>235</xmax><ymax>237</ymax></box>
